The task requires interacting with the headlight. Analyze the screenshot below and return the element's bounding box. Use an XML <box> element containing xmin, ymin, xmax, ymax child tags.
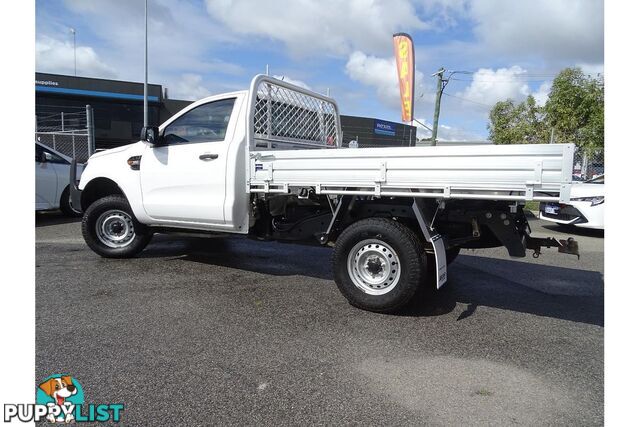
<box><xmin>570</xmin><ymin>196</ymin><xmax>604</xmax><ymax>206</ymax></box>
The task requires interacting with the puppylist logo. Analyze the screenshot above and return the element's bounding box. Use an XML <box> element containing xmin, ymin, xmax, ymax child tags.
<box><xmin>3</xmin><ymin>374</ymin><xmax>124</xmax><ymax>423</ymax></box>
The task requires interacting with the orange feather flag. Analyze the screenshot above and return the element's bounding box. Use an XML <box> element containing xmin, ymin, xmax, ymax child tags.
<box><xmin>393</xmin><ymin>33</ymin><xmax>415</xmax><ymax>123</ymax></box>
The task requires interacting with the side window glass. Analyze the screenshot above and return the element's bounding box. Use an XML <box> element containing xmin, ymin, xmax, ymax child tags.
<box><xmin>43</xmin><ymin>148</ymin><xmax>68</xmax><ymax>164</ymax></box>
<box><xmin>163</xmin><ymin>98</ymin><xmax>235</xmax><ymax>144</ymax></box>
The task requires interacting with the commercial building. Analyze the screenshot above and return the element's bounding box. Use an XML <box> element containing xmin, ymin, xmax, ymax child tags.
<box><xmin>35</xmin><ymin>72</ymin><xmax>415</xmax><ymax>150</ymax></box>
<box><xmin>36</xmin><ymin>72</ymin><xmax>191</xmax><ymax>150</ymax></box>
<box><xmin>341</xmin><ymin>116</ymin><xmax>415</xmax><ymax>147</ymax></box>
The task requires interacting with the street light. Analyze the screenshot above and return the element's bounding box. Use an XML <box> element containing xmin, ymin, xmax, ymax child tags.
<box><xmin>69</xmin><ymin>27</ymin><xmax>76</xmax><ymax>76</ymax></box>
<box><xmin>143</xmin><ymin>0</ymin><xmax>148</xmax><ymax>128</ymax></box>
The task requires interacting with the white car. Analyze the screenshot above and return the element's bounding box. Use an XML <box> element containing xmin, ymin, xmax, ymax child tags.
<box><xmin>36</xmin><ymin>141</ymin><xmax>81</xmax><ymax>216</ymax></box>
<box><xmin>539</xmin><ymin>175</ymin><xmax>604</xmax><ymax>229</ymax></box>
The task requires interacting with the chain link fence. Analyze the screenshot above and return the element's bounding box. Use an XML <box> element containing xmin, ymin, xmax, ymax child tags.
<box><xmin>35</xmin><ymin>105</ymin><xmax>95</xmax><ymax>162</ymax></box>
<box><xmin>573</xmin><ymin>148</ymin><xmax>604</xmax><ymax>181</ymax></box>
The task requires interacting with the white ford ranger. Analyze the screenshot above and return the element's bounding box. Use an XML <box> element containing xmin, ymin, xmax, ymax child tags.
<box><xmin>70</xmin><ymin>75</ymin><xmax>578</xmax><ymax>313</ymax></box>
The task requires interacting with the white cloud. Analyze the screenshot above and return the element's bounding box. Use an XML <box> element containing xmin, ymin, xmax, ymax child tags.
<box><xmin>468</xmin><ymin>0</ymin><xmax>603</xmax><ymax>63</ymax></box>
<box><xmin>418</xmin><ymin>0</ymin><xmax>468</xmax><ymax>28</ymax></box>
<box><xmin>205</xmin><ymin>0</ymin><xmax>427</xmax><ymax>57</ymax></box>
<box><xmin>414</xmin><ymin>117</ymin><xmax>483</xmax><ymax>141</ymax></box>
<box><xmin>437</xmin><ymin>123</ymin><xmax>484</xmax><ymax>141</ymax></box>
<box><xmin>414</xmin><ymin>118</ymin><xmax>433</xmax><ymax>140</ymax></box>
<box><xmin>532</xmin><ymin>81</ymin><xmax>552</xmax><ymax>106</ymax></box>
<box><xmin>59</xmin><ymin>0</ymin><xmax>243</xmax><ymax>83</ymax></box>
<box><xmin>457</xmin><ymin>66</ymin><xmax>532</xmax><ymax>109</ymax></box>
<box><xmin>576</xmin><ymin>62</ymin><xmax>604</xmax><ymax>77</ymax></box>
<box><xmin>345</xmin><ymin>51</ymin><xmax>429</xmax><ymax>108</ymax></box>
<box><xmin>345</xmin><ymin>52</ymin><xmax>401</xmax><ymax>107</ymax></box>
<box><xmin>272</xmin><ymin>75</ymin><xmax>311</xmax><ymax>91</ymax></box>
<box><xmin>36</xmin><ymin>36</ymin><xmax>116</xmax><ymax>78</ymax></box>
<box><xmin>171</xmin><ymin>74</ymin><xmax>211</xmax><ymax>101</ymax></box>
<box><xmin>457</xmin><ymin>65</ymin><xmax>591</xmax><ymax>109</ymax></box>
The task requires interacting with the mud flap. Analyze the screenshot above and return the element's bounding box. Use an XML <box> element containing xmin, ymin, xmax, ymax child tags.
<box><xmin>69</xmin><ymin>158</ymin><xmax>82</xmax><ymax>213</ymax></box>
<box><xmin>412</xmin><ymin>199</ymin><xmax>448</xmax><ymax>289</ymax></box>
<box><xmin>431</xmin><ymin>233</ymin><xmax>448</xmax><ymax>289</ymax></box>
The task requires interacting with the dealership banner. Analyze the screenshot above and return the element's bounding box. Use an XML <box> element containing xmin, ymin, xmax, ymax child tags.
<box><xmin>392</xmin><ymin>33</ymin><xmax>415</xmax><ymax>123</ymax></box>
<box><xmin>373</xmin><ymin>119</ymin><xmax>396</xmax><ymax>136</ymax></box>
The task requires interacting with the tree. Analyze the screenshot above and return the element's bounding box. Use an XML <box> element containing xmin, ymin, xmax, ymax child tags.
<box><xmin>488</xmin><ymin>95</ymin><xmax>548</xmax><ymax>144</ymax></box>
<box><xmin>545</xmin><ymin>67</ymin><xmax>604</xmax><ymax>154</ymax></box>
<box><xmin>488</xmin><ymin>67</ymin><xmax>604</xmax><ymax>152</ymax></box>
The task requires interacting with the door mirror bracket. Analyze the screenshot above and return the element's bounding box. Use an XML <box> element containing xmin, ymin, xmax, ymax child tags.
<box><xmin>140</xmin><ymin>126</ymin><xmax>163</xmax><ymax>145</ymax></box>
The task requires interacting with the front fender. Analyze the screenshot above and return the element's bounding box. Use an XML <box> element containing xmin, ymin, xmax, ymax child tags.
<box><xmin>78</xmin><ymin>142</ymin><xmax>149</xmax><ymax>223</ymax></box>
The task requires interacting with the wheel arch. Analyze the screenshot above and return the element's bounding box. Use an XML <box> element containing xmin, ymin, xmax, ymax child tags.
<box><xmin>81</xmin><ymin>177</ymin><xmax>125</xmax><ymax>211</ymax></box>
<box><xmin>59</xmin><ymin>184</ymin><xmax>71</xmax><ymax>206</ymax></box>
<box><xmin>327</xmin><ymin>197</ymin><xmax>430</xmax><ymax>246</ymax></box>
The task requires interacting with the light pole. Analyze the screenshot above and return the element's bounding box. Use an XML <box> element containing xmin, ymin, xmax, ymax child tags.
<box><xmin>143</xmin><ymin>0</ymin><xmax>149</xmax><ymax>128</ymax></box>
<box><xmin>70</xmin><ymin>27</ymin><xmax>76</xmax><ymax>76</ymax></box>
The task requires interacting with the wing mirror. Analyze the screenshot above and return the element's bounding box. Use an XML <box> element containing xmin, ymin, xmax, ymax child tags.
<box><xmin>140</xmin><ymin>126</ymin><xmax>162</xmax><ymax>145</ymax></box>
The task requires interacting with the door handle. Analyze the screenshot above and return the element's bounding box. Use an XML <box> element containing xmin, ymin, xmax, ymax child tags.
<box><xmin>199</xmin><ymin>153</ymin><xmax>218</xmax><ymax>161</ymax></box>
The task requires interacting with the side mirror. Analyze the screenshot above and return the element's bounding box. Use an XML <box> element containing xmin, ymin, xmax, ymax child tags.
<box><xmin>36</xmin><ymin>151</ymin><xmax>47</xmax><ymax>163</ymax></box>
<box><xmin>140</xmin><ymin>126</ymin><xmax>161</xmax><ymax>145</ymax></box>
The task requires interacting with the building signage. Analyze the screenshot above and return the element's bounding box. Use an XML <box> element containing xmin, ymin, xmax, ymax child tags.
<box><xmin>373</xmin><ymin>120</ymin><xmax>396</xmax><ymax>136</ymax></box>
<box><xmin>35</xmin><ymin>80</ymin><xmax>59</xmax><ymax>86</ymax></box>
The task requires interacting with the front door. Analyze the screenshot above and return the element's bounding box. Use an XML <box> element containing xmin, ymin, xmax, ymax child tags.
<box><xmin>35</xmin><ymin>144</ymin><xmax>59</xmax><ymax>210</ymax></box>
<box><xmin>140</xmin><ymin>98</ymin><xmax>237</xmax><ymax>226</ymax></box>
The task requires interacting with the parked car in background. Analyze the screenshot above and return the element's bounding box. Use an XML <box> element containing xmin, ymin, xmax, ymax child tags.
<box><xmin>539</xmin><ymin>175</ymin><xmax>604</xmax><ymax>230</ymax></box>
<box><xmin>36</xmin><ymin>141</ymin><xmax>82</xmax><ymax>216</ymax></box>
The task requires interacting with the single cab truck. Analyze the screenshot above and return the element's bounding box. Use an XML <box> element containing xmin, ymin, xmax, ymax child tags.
<box><xmin>71</xmin><ymin>75</ymin><xmax>579</xmax><ymax>313</ymax></box>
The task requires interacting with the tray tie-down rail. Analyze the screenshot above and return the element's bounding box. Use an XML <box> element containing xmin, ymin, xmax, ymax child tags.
<box><xmin>526</xmin><ymin>236</ymin><xmax>580</xmax><ymax>259</ymax></box>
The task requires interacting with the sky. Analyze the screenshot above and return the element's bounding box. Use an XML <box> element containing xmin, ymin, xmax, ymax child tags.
<box><xmin>35</xmin><ymin>0</ymin><xmax>604</xmax><ymax>140</ymax></box>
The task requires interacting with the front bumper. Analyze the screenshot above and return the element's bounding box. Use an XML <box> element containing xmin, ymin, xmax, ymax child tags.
<box><xmin>70</xmin><ymin>158</ymin><xmax>83</xmax><ymax>213</ymax></box>
<box><xmin>539</xmin><ymin>202</ymin><xmax>586</xmax><ymax>225</ymax></box>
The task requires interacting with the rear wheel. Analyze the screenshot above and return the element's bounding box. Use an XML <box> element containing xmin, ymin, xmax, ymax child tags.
<box><xmin>332</xmin><ymin>218</ymin><xmax>427</xmax><ymax>313</ymax></box>
<box><xmin>81</xmin><ymin>195</ymin><xmax>152</xmax><ymax>258</ymax></box>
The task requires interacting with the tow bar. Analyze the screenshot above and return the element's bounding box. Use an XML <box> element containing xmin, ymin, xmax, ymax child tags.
<box><xmin>526</xmin><ymin>236</ymin><xmax>580</xmax><ymax>259</ymax></box>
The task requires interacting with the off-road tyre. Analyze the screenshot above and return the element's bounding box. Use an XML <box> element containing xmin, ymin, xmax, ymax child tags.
<box><xmin>81</xmin><ymin>195</ymin><xmax>152</xmax><ymax>258</ymax></box>
<box><xmin>332</xmin><ymin>218</ymin><xmax>428</xmax><ymax>313</ymax></box>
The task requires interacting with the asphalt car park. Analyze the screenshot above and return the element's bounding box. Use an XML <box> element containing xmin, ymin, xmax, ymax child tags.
<box><xmin>36</xmin><ymin>212</ymin><xmax>603</xmax><ymax>425</ymax></box>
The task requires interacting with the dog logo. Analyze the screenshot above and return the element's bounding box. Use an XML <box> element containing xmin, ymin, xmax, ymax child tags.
<box><xmin>4</xmin><ymin>375</ymin><xmax>123</xmax><ymax>423</ymax></box>
<box><xmin>36</xmin><ymin>375</ymin><xmax>84</xmax><ymax>423</ymax></box>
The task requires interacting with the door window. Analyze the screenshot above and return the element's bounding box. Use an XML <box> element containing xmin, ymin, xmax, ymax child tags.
<box><xmin>35</xmin><ymin>144</ymin><xmax>69</xmax><ymax>164</ymax></box>
<box><xmin>163</xmin><ymin>98</ymin><xmax>235</xmax><ymax>145</ymax></box>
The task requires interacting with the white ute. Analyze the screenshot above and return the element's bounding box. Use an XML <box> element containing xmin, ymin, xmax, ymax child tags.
<box><xmin>71</xmin><ymin>75</ymin><xmax>579</xmax><ymax>313</ymax></box>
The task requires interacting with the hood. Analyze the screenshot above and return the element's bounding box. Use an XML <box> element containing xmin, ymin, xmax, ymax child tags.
<box><xmin>89</xmin><ymin>142</ymin><xmax>140</xmax><ymax>159</ymax></box>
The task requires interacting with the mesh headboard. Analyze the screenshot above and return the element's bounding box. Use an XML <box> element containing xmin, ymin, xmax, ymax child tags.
<box><xmin>248</xmin><ymin>75</ymin><xmax>341</xmax><ymax>150</ymax></box>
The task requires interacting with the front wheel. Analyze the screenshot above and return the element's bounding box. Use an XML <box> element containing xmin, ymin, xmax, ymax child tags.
<box><xmin>332</xmin><ymin>218</ymin><xmax>427</xmax><ymax>313</ymax></box>
<box><xmin>81</xmin><ymin>195</ymin><xmax>152</xmax><ymax>258</ymax></box>
<box><xmin>59</xmin><ymin>186</ymin><xmax>81</xmax><ymax>217</ymax></box>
